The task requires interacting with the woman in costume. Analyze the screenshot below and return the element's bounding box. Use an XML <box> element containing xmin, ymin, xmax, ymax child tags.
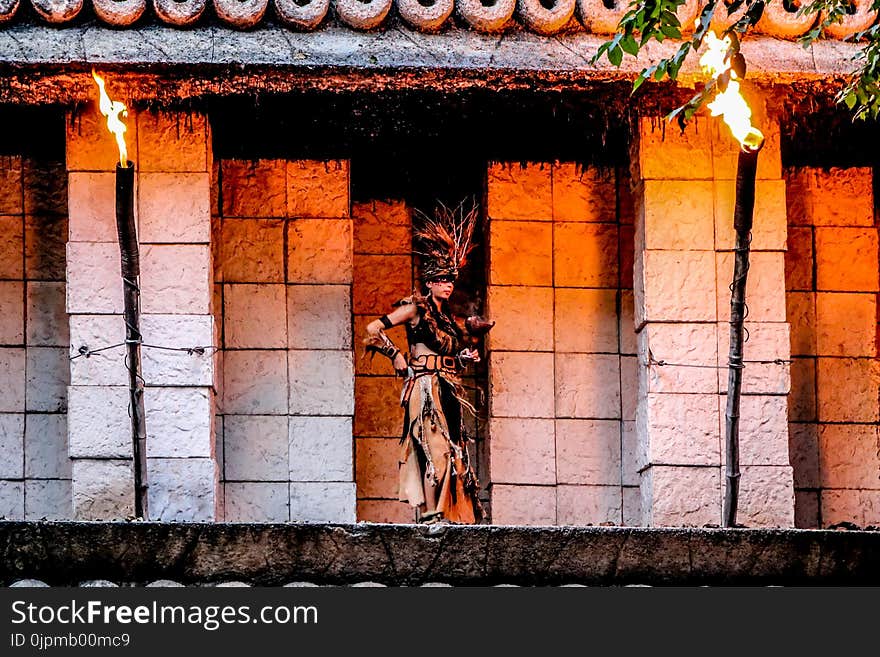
<box><xmin>363</xmin><ymin>204</ymin><xmax>494</xmax><ymax>524</ymax></box>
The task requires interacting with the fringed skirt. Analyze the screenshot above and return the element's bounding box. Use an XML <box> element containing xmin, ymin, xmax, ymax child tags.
<box><xmin>398</xmin><ymin>372</ymin><xmax>481</xmax><ymax>524</ymax></box>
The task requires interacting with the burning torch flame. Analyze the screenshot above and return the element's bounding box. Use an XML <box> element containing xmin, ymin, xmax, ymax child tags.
<box><xmin>699</xmin><ymin>31</ymin><xmax>764</xmax><ymax>152</ymax></box>
<box><xmin>91</xmin><ymin>71</ymin><xmax>128</xmax><ymax>167</ymax></box>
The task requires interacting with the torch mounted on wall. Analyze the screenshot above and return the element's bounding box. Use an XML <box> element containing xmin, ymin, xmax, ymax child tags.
<box><xmin>93</xmin><ymin>72</ymin><xmax>148</xmax><ymax>519</ymax></box>
<box><xmin>700</xmin><ymin>33</ymin><xmax>765</xmax><ymax>527</ymax></box>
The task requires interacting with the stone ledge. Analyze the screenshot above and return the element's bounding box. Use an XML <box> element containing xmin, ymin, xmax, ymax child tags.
<box><xmin>0</xmin><ymin>24</ymin><xmax>861</xmax><ymax>84</ymax></box>
<box><xmin>0</xmin><ymin>42</ymin><xmax>856</xmax><ymax>107</ymax></box>
<box><xmin>1</xmin><ymin>521</ymin><xmax>878</xmax><ymax>586</ymax></box>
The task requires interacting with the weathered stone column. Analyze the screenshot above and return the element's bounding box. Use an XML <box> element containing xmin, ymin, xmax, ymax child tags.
<box><xmin>633</xmin><ymin>114</ymin><xmax>794</xmax><ymax>527</ymax></box>
<box><xmin>486</xmin><ymin>162</ymin><xmax>626</xmax><ymax>526</ymax></box>
<box><xmin>66</xmin><ymin>109</ymin><xmax>218</xmax><ymax>520</ymax></box>
<box><xmin>215</xmin><ymin>159</ymin><xmax>354</xmax><ymax>523</ymax></box>
<box><xmin>785</xmin><ymin>166</ymin><xmax>880</xmax><ymax>528</ymax></box>
<box><xmin>551</xmin><ymin>163</ymin><xmax>624</xmax><ymax>526</ymax></box>
<box><xmin>286</xmin><ymin>160</ymin><xmax>355</xmax><ymax>523</ymax></box>
<box><xmin>0</xmin><ymin>156</ymin><xmax>27</xmax><ymax>521</ymax></box>
<box><xmin>1</xmin><ymin>152</ymin><xmax>71</xmax><ymax>520</ymax></box>
<box><xmin>352</xmin><ymin>200</ymin><xmax>413</xmax><ymax>523</ymax></box>
<box><xmin>216</xmin><ymin>159</ymin><xmax>290</xmax><ymax>522</ymax></box>
<box><xmin>486</xmin><ymin>163</ymin><xmax>558</xmax><ymax>525</ymax></box>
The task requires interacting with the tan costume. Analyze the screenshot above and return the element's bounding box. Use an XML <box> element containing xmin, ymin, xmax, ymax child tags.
<box><xmin>396</xmin><ymin>296</ymin><xmax>481</xmax><ymax>524</ymax></box>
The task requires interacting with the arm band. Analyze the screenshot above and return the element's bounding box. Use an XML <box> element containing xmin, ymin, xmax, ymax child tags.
<box><xmin>380</xmin><ymin>315</ymin><xmax>393</xmax><ymax>329</ymax></box>
<box><xmin>364</xmin><ymin>328</ymin><xmax>402</xmax><ymax>364</ymax></box>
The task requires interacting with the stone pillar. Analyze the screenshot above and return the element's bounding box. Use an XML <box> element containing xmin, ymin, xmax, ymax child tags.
<box><xmin>217</xmin><ymin>159</ymin><xmax>289</xmax><ymax>522</ymax></box>
<box><xmin>785</xmin><ymin>166</ymin><xmax>880</xmax><ymax>528</ymax></box>
<box><xmin>1</xmin><ymin>151</ymin><xmax>71</xmax><ymax>521</ymax></box>
<box><xmin>552</xmin><ymin>163</ymin><xmax>624</xmax><ymax>526</ymax></box>
<box><xmin>619</xmin><ymin>174</ymin><xmax>640</xmax><ymax>525</ymax></box>
<box><xmin>633</xmin><ymin>113</ymin><xmax>794</xmax><ymax>527</ymax></box>
<box><xmin>486</xmin><ymin>163</ymin><xmax>557</xmax><ymax>525</ymax></box>
<box><xmin>486</xmin><ymin>162</ymin><xmax>627</xmax><ymax>526</ymax></box>
<box><xmin>216</xmin><ymin>159</ymin><xmax>354</xmax><ymax>524</ymax></box>
<box><xmin>66</xmin><ymin>108</ymin><xmax>218</xmax><ymax>520</ymax></box>
<box><xmin>286</xmin><ymin>160</ymin><xmax>355</xmax><ymax>523</ymax></box>
<box><xmin>0</xmin><ymin>156</ymin><xmax>23</xmax><ymax>519</ymax></box>
<box><xmin>352</xmin><ymin>200</ymin><xmax>413</xmax><ymax>523</ymax></box>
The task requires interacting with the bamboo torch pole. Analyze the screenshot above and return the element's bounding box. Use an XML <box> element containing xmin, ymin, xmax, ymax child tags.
<box><xmin>93</xmin><ymin>71</ymin><xmax>148</xmax><ymax>519</ymax></box>
<box><xmin>697</xmin><ymin>31</ymin><xmax>766</xmax><ymax>527</ymax></box>
<box><xmin>115</xmin><ymin>161</ymin><xmax>149</xmax><ymax>519</ymax></box>
<box><xmin>723</xmin><ymin>140</ymin><xmax>763</xmax><ymax>528</ymax></box>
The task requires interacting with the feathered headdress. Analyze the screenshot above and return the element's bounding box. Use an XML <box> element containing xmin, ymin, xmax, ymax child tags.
<box><xmin>413</xmin><ymin>200</ymin><xmax>479</xmax><ymax>281</ymax></box>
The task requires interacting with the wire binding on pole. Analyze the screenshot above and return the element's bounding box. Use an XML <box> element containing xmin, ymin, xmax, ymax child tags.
<box><xmin>70</xmin><ymin>342</ymin><xmax>218</xmax><ymax>360</ymax></box>
<box><xmin>647</xmin><ymin>355</ymin><xmax>790</xmax><ymax>370</ymax></box>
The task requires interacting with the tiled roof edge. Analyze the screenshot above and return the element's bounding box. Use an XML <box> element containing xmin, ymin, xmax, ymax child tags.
<box><xmin>2</xmin><ymin>0</ymin><xmax>876</xmax><ymax>39</ymax></box>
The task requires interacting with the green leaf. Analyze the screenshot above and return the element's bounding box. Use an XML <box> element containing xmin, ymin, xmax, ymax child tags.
<box><xmin>673</xmin><ymin>42</ymin><xmax>691</xmax><ymax>64</ymax></box>
<box><xmin>667</xmin><ymin>105</ymin><xmax>685</xmax><ymax>125</ymax></box>
<box><xmin>608</xmin><ymin>45</ymin><xmax>623</xmax><ymax>67</ymax></box>
<box><xmin>589</xmin><ymin>42</ymin><xmax>610</xmax><ymax>65</ymax></box>
<box><xmin>677</xmin><ymin>112</ymin><xmax>690</xmax><ymax>133</ymax></box>
<box><xmin>621</xmin><ymin>33</ymin><xmax>640</xmax><ymax>56</ymax></box>
<box><xmin>661</xmin><ymin>9</ymin><xmax>682</xmax><ymax>27</ymax></box>
<box><xmin>632</xmin><ymin>70</ymin><xmax>650</xmax><ymax>94</ymax></box>
<box><xmin>698</xmin><ymin>1</ymin><xmax>717</xmax><ymax>25</ymax></box>
<box><xmin>654</xmin><ymin>60</ymin><xmax>669</xmax><ymax>80</ymax></box>
<box><xmin>668</xmin><ymin>49</ymin><xmax>688</xmax><ymax>79</ymax></box>
<box><xmin>589</xmin><ymin>0</ymin><xmax>880</xmax><ymax>125</ymax></box>
<box><xmin>799</xmin><ymin>27</ymin><xmax>822</xmax><ymax>47</ymax></box>
<box><xmin>726</xmin><ymin>0</ymin><xmax>744</xmax><ymax>15</ymax></box>
<box><xmin>745</xmin><ymin>0</ymin><xmax>766</xmax><ymax>24</ymax></box>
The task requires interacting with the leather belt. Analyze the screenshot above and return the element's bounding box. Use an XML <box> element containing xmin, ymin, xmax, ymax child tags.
<box><xmin>410</xmin><ymin>354</ymin><xmax>457</xmax><ymax>373</ymax></box>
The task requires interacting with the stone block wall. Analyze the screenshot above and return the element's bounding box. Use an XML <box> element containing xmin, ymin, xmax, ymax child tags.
<box><xmin>17</xmin><ymin>105</ymin><xmax>856</xmax><ymax>529</ymax></box>
<box><xmin>66</xmin><ymin>109</ymin><xmax>218</xmax><ymax>521</ymax></box>
<box><xmin>785</xmin><ymin>166</ymin><xmax>880</xmax><ymax>528</ymax></box>
<box><xmin>0</xmin><ymin>153</ymin><xmax>70</xmax><ymax>520</ymax></box>
<box><xmin>485</xmin><ymin>162</ymin><xmax>638</xmax><ymax>526</ymax></box>
<box><xmin>214</xmin><ymin>159</ymin><xmax>355</xmax><ymax>523</ymax></box>
<box><xmin>633</xmin><ymin>115</ymin><xmax>794</xmax><ymax>527</ymax></box>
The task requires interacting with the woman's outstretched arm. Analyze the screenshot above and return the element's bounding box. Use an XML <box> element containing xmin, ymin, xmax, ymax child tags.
<box><xmin>364</xmin><ymin>303</ymin><xmax>417</xmax><ymax>374</ymax></box>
